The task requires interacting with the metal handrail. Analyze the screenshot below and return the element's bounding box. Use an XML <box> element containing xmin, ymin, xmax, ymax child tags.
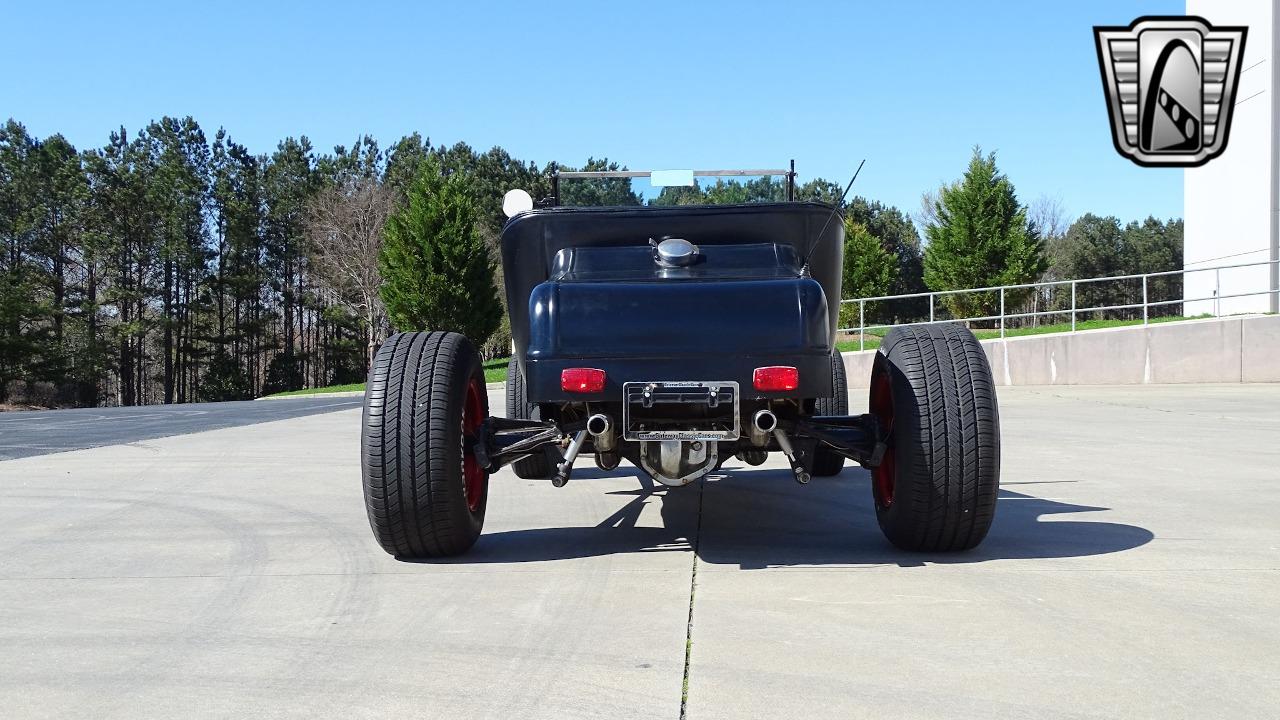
<box><xmin>839</xmin><ymin>259</ymin><xmax>1280</xmax><ymax>350</ymax></box>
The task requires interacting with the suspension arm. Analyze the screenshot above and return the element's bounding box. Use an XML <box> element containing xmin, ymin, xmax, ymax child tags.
<box><xmin>788</xmin><ymin>414</ymin><xmax>888</xmax><ymax>467</ymax></box>
<box><xmin>471</xmin><ymin>416</ymin><xmax>581</xmax><ymax>473</ymax></box>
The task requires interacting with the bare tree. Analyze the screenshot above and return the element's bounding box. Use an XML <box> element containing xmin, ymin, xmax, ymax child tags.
<box><xmin>1028</xmin><ymin>194</ymin><xmax>1071</xmax><ymax>243</ymax></box>
<box><xmin>305</xmin><ymin>178</ymin><xmax>397</xmax><ymax>368</ymax></box>
<box><xmin>1024</xmin><ymin>195</ymin><xmax>1074</xmax><ymax>326</ymax></box>
<box><xmin>915</xmin><ymin>186</ymin><xmax>943</xmax><ymax>233</ymax></box>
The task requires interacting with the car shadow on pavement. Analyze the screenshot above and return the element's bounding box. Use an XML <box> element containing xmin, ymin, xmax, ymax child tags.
<box><xmin>452</xmin><ymin>467</ymin><xmax>1154</xmax><ymax>569</ymax></box>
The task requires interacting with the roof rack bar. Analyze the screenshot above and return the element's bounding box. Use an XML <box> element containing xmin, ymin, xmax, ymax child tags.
<box><xmin>556</xmin><ymin>169</ymin><xmax>791</xmax><ymax>179</ymax></box>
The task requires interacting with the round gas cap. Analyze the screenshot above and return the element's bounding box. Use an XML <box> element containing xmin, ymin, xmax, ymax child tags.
<box><xmin>655</xmin><ymin>237</ymin><xmax>699</xmax><ymax>266</ymax></box>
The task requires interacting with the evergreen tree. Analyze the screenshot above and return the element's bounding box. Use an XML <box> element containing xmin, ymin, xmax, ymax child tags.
<box><xmin>146</xmin><ymin>117</ymin><xmax>209</xmax><ymax>403</ymax></box>
<box><xmin>0</xmin><ymin>120</ymin><xmax>49</xmax><ymax>401</ymax></box>
<box><xmin>845</xmin><ymin>196</ymin><xmax>927</xmax><ymax>318</ymax></box>
<box><xmin>649</xmin><ymin>184</ymin><xmax>706</xmax><ymax>206</ymax></box>
<box><xmin>1126</xmin><ymin>217</ymin><xmax>1182</xmax><ymax>316</ymax></box>
<box><xmin>384</xmin><ymin>133</ymin><xmax>432</xmax><ymax>200</ymax></box>
<box><xmin>201</xmin><ymin>347</ymin><xmax>251</xmax><ymax>401</ymax></box>
<box><xmin>558</xmin><ymin>157</ymin><xmax>643</xmax><ymax>207</ymax></box>
<box><xmin>796</xmin><ymin>179</ymin><xmax>845</xmax><ymax>205</ymax></box>
<box><xmin>208</xmin><ymin>131</ymin><xmax>266</xmax><ymax>397</ymax></box>
<box><xmin>1057</xmin><ymin>214</ymin><xmax>1184</xmax><ymax>319</ymax></box>
<box><xmin>263</xmin><ymin>136</ymin><xmax>316</xmax><ymax>389</ymax></box>
<box><xmin>83</xmin><ymin>127</ymin><xmax>165</xmax><ymax>405</ymax></box>
<box><xmin>923</xmin><ymin>147</ymin><xmax>1047</xmax><ymax>319</ymax></box>
<box><xmin>379</xmin><ymin>156</ymin><xmax>501</xmax><ymax>344</ymax></box>
<box><xmin>840</xmin><ymin>219</ymin><xmax>897</xmax><ymax>329</ymax></box>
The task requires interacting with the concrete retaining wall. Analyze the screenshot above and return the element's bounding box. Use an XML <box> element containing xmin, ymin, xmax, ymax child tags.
<box><xmin>841</xmin><ymin>314</ymin><xmax>1280</xmax><ymax>387</ymax></box>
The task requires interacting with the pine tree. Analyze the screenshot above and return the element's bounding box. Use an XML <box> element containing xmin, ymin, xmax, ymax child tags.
<box><xmin>263</xmin><ymin>136</ymin><xmax>317</xmax><ymax>391</ymax></box>
<box><xmin>384</xmin><ymin>133</ymin><xmax>432</xmax><ymax>200</ymax></box>
<box><xmin>379</xmin><ymin>156</ymin><xmax>501</xmax><ymax>344</ymax></box>
<box><xmin>146</xmin><ymin>117</ymin><xmax>210</xmax><ymax>403</ymax></box>
<box><xmin>923</xmin><ymin>147</ymin><xmax>1047</xmax><ymax>319</ymax></box>
<box><xmin>0</xmin><ymin>120</ymin><xmax>52</xmax><ymax>401</ymax></box>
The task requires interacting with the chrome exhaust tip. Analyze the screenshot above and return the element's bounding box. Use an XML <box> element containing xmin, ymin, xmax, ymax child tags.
<box><xmin>587</xmin><ymin>413</ymin><xmax>616</xmax><ymax>452</ymax></box>
<box><xmin>751</xmin><ymin>409</ymin><xmax>778</xmax><ymax>434</ymax></box>
<box><xmin>586</xmin><ymin>414</ymin><xmax>612</xmax><ymax>437</ymax></box>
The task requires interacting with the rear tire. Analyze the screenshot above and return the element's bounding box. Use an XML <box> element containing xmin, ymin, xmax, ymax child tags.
<box><xmin>505</xmin><ymin>358</ymin><xmax>557</xmax><ymax>479</ymax></box>
<box><xmin>361</xmin><ymin>331</ymin><xmax>489</xmax><ymax>559</ymax></box>
<box><xmin>869</xmin><ymin>324</ymin><xmax>1000</xmax><ymax>551</ymax></box>
<box><xmin>811</xmin><ymin>350</ymin><xmax>848</xmax><ymax>477</ymax></box>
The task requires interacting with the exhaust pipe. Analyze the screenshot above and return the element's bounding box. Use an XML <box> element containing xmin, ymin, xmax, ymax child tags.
<box><xmin>587</xmin><ymin>413</ymin><xmax>616</xmax><ymax>452</ymax></box>
<box><xmin>748</xmin><ymin>409</ymin><xmax>777</xmax><ymax>446</ymax></box>
<box><xmin>748</xmin><ymin>408</ymin><xmax>809</xmax><ymax>485</ymax></box>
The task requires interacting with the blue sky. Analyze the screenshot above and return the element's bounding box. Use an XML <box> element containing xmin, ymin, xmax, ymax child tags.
<box><xmin>3</xmin><ymin>0</ymin><xmax>1184</xmax><ymax>226</ymax></box>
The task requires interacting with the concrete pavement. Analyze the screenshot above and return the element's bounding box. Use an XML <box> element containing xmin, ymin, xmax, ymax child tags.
<box><xmin>0</xmin><ymin>384</ymin><xmax>1277</xmax><ymax>718</ymax></box>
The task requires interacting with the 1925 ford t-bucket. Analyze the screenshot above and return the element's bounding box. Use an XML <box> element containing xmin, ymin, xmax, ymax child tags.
<box><xmin>360</xmin><ymin>168</ymin><xmax>1000</xmax><ymax>559</ymax></box>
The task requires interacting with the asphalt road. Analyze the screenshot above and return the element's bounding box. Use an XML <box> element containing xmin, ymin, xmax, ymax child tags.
<box><xmin>0</xmin><ymin>397</ymin><xmax>363</xmax><ymax>461</ymax></box>
<box><xmin>1</xmin><ymin>384</ymin><xmax>1277</xmax><ymax>718</ymax></box>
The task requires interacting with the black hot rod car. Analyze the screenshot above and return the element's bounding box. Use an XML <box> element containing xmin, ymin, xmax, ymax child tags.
<box><xmin>360</xmin><ymin>169</ymin><xmax>1000</xmax><ymax>559</ymax></box>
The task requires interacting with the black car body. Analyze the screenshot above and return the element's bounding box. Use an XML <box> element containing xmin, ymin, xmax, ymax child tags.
<box><xmin>500</xmin><ymin>202</ymin><xmax>849</xmax><ymax>486</ymax></box>
<box><xmin>359</xmin><ymin>171</ymin><xmax>1001</xmax><ymax>559</ymax></box>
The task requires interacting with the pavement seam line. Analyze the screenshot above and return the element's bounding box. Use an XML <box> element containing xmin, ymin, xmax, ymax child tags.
<box><xmin>679</xmin><ymin>476</ymin><xmax>705</xmax><ymax>720</ymax></box>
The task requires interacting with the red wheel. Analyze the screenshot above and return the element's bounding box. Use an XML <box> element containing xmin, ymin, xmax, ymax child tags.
<box><xmin>462</xmin><ymin>376</ymin><xmax>487</xmax><ymax>513</ymax></box>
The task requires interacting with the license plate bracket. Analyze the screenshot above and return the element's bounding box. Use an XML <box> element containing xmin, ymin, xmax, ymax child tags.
<box><xmin>622</xmin><ymin>381</ymin><xmax>740</xmax><ymax>441</ymax></box>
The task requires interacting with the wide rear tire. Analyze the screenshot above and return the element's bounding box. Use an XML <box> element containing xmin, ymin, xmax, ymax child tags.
<box><xmin>811</xmin><ymin>350</ymin><xmax>849</xmax><ymax>477</ymax></box>
<box><xmin>869</xmin><ymin>324</ymin><xmax>1000</xmax><ymax>551</ymax></box>
<box><xmin>361</xmin><ymin>331</ymin><xmax>489</xmax><ymax>559</ymax></box>
<box><xmin>808</xmin><ymin>348</ymin><xmax>849</xmax><ymax>476</ymax></box>
<box><xmin>505</xmin><ymin>358</ymin><xmax>558</xmax><ymax>479</ymax></box>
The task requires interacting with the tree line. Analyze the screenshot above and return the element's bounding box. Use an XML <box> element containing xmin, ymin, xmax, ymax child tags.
<box><xmin>0</xmin><ymin>116</ymin><xmax>640</xmax><ymax>407</ymax></box>
<box><xmin>0</xmin><ymin>118</ymin><xmax>1180</xmax><ymax>408</ymax></box>
<box><xmin>839</xmin><ymin>148</ymin><xmax>1183</xmax><ymax>331</ymax></box>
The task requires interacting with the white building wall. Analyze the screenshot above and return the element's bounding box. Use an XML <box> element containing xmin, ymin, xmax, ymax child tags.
<box><xmin>1184</xmin><ymin>0</ymin><xmax>1277</xmax><ymax>315</ymax></box>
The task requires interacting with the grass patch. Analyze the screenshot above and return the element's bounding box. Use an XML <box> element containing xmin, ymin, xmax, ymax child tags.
<box><xmin>483</xmin><ymin>357</ymin><xmax>508</xmax><ymax>383</ymax></box>
<box><xmin>267</xmin><ymin>382</ymin><xmax>366</xmax><ymax>397</ymax></box>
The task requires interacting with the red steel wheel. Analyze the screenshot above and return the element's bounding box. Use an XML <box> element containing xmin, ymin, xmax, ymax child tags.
<box><xmin>870</xmin><ymin>363</ymin><xmax>896</xmax><ymax>508</ymax></box>
<box><xmin>462</xmin><ymin>375</ymin><xmax>487</xmax><ymax>513</ymax></box>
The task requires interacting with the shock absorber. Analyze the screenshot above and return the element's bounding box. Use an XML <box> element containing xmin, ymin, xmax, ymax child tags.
<box><xmin>553</xmin><ymin>430</ymin><xmax>588</xmax><ymax>487</ymax></box>
<box><xmin>752</xmin><ymin>409</ymin><xmax>810</xmax><ymax>484</ymax></box>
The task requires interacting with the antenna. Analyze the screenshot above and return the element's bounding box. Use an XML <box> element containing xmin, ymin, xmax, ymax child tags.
<box><xmin>801</xmin><ymin>159</ymin><xmax>866</xmax><ymax>272</ymax></box>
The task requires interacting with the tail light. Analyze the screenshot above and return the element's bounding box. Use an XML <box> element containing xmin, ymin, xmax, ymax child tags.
<box><xmin>753</xmin><ymin>366</ymin><xmax>799</xmax><ymax>392</ymax></box>
<box><xmin>561</xmin><ymin>368</ymin><xmax>607</xmax><ymax>393</ymax></box>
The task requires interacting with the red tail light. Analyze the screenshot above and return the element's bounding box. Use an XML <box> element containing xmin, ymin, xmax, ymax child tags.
<box><xmin>753</xmin><ymin>366</ymin><xmax>799</xmax><ymax>392</ymax></box>
<box><xmin>561</xmin><ymin>368</ymin><xmax>607</xmax><ymax>393</ymax></box>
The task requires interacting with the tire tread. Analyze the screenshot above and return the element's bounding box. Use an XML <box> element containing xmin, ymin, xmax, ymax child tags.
<box><xmin>361</xmin><ymin>331</ymin><xmax>487</xmax><ymax>559</ymax></box>
<box><xmin>873</xmin><ymin>324</ymin><xmax>1000</xmax><ymax>551</ymax></box>
<box><xmin>811</xmin><ymin>350</ymin><xmax>848</xmax><ymax>477</ymax></box>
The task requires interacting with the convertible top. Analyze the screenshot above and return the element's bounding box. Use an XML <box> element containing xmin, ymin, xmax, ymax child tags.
<box><xmin>500</xmin><ymin>202</ymin><xmax>845</xmax><ymax>358</ymax></box>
